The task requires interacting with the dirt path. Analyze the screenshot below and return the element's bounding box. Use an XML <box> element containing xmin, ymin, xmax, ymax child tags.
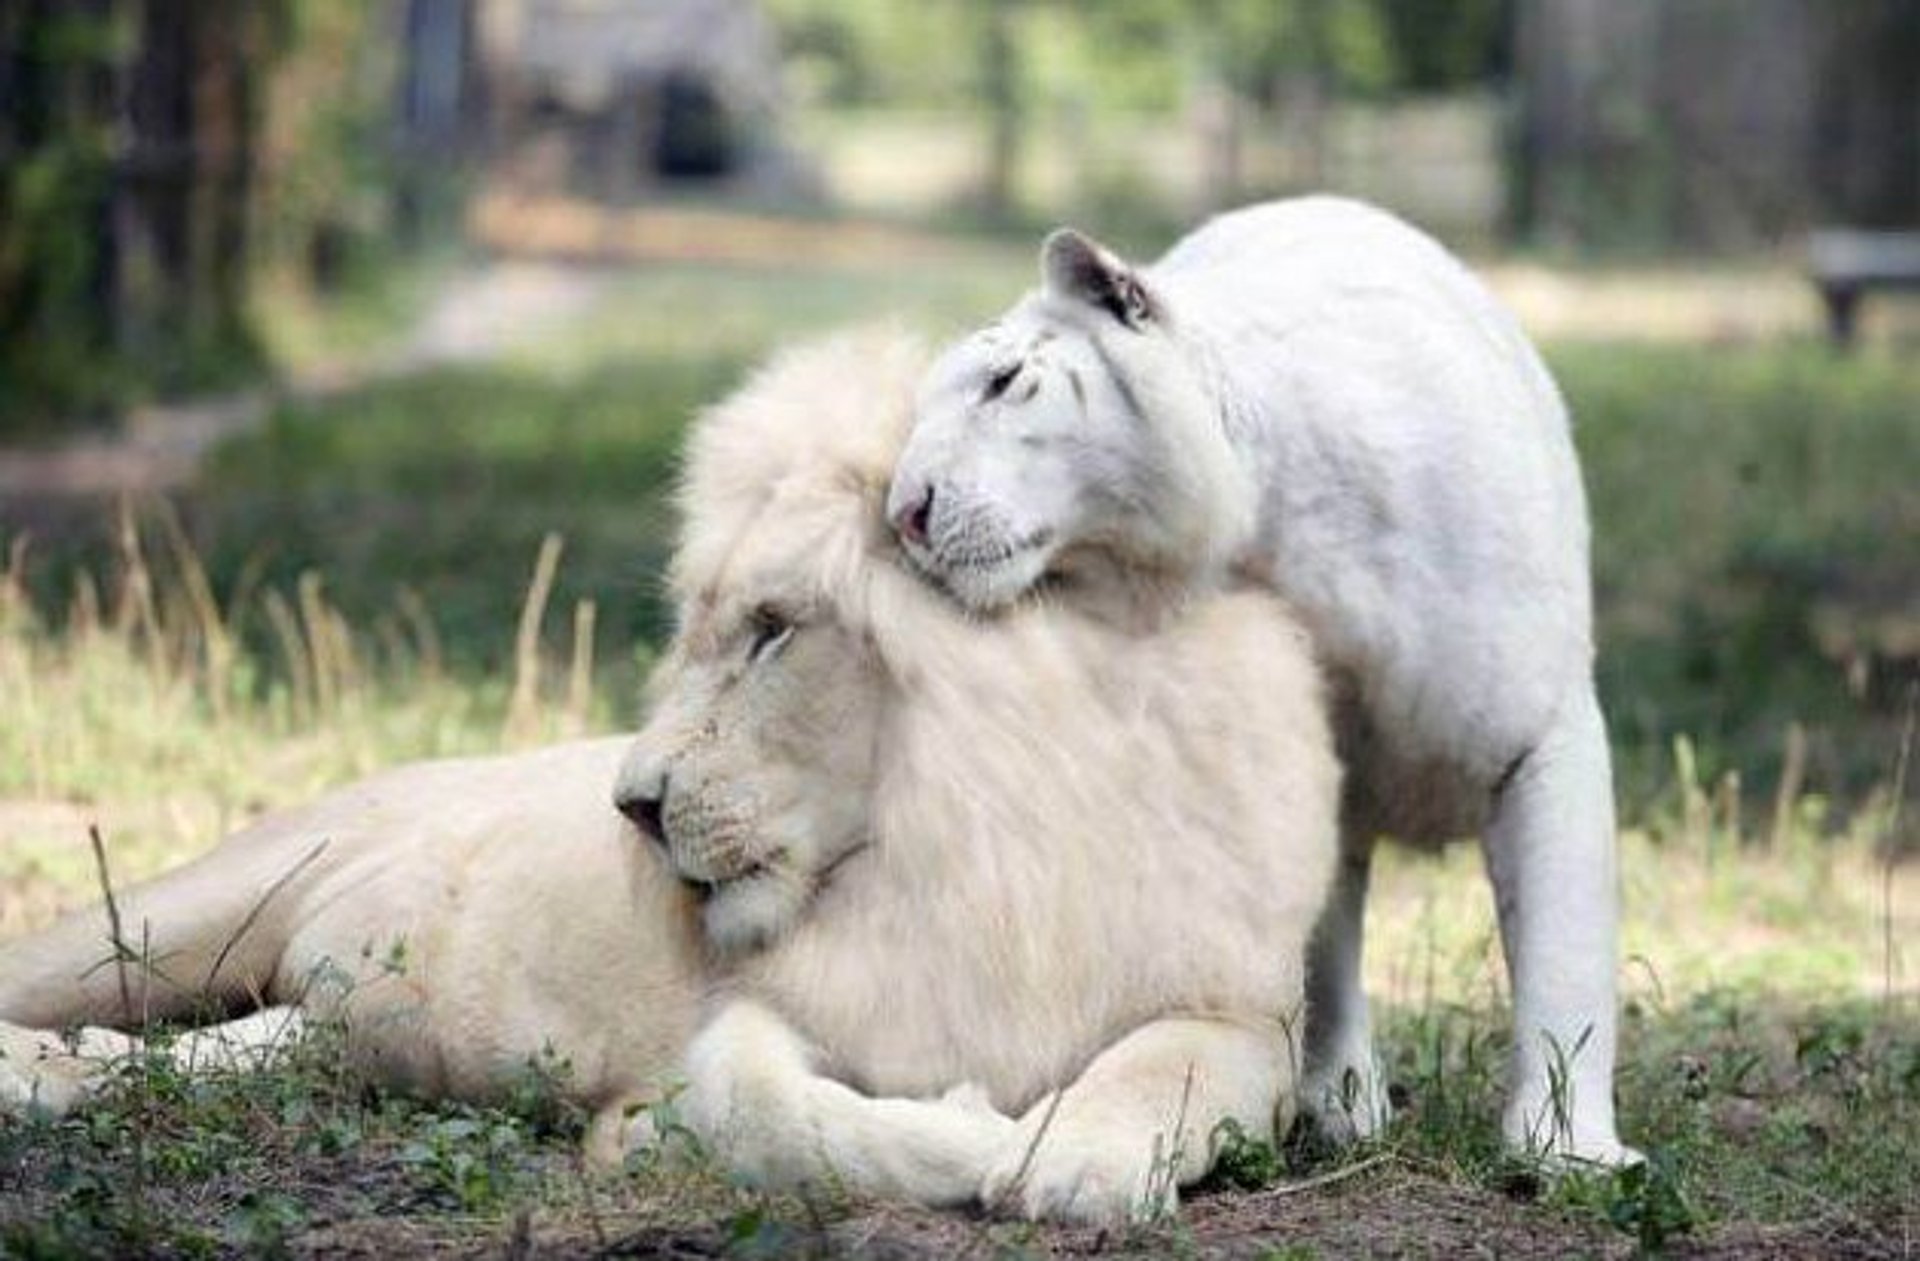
<box><xmin>0</xmin><ymin>261</ymin><xmax>609</xmax><ymax>508</ymax></box>
<box><xmin>0</xmin><ymin>199</ymin><xmax>1011</xmax><ymax>511</ymax></box>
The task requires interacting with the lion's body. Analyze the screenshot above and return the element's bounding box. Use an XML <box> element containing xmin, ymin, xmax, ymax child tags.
<box><xmin>890</xmin><ymin>197</ymin><xmax>1632</xmax><ymax>1164</ymax></box>
<box><xmin>0</xmin><ymin>738</ymin><xmax>702</xmax><ymax>1153</ymax></box>
<box><xmin>737</xmin><ymin>589</ymin><xmax>1332</xmax><ymax>1116</ymax></box>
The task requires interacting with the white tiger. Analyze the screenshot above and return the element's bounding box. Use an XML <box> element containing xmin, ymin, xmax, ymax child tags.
<box><xmin>886</xmin><ymin>196</ymin><xmax>1636</xmax><ymax>1167</ymax></box>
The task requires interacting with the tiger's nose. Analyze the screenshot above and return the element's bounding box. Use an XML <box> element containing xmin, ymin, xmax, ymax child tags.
<box><xmin>614</xmin><ymin>768</ymin><xmax>668</xmax><ymax>844</ymax></box>
<box><xmin>889</xmin><ymin>480</ymin><xmax>935</xmax><ymax>548</ymax></box>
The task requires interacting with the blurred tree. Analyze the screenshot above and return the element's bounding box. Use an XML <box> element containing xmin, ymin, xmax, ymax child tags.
<box><xmin>1077</xmin><ymin>0</ymin><xmax>1393</xmax><ymax>206</ymax></box>
<box><xmin>1511</xmin><ymin>0</ymin><xmax>1920</xmax><ymax>250</ymax></box>
<box><xmin>0</xmin><ymin>1</ymin><xmax>124</xmax><ymax>427</ymax></box>
<box><xmin>762</xmin><ymin>0</ymin><xmax>977</xmax><ymax>108</ymax></box>
<box><xmin>977</xmin><ymin>0</ymin><xmax>1025</xmax><ymax>220</ymax></box>
<box><xmin>0</xmin><ymin>0</ymin><xmax>281</xmax><ymax>429</ymax></box>
<box><xmin>0</xmin><ymin>0</ymin><xmax>476</xmax><ymax>432</ymax></box>
<box><xmin>1372</xmin><ymin>0</ymin><xmax>1511</xmax><ymax>93</ymax></box>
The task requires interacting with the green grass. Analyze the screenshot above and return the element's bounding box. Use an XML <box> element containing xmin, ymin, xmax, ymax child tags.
<box><xmin>1565</xmin><ymin>342</ymin><xmax>1920</xmax><ymax>811</ymax></box>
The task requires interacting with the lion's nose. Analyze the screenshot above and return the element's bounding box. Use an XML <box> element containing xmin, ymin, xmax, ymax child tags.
<box><xmin>614</xmin><ymin>771</ymin><xmax>668</xmax><ymax>845</ymax></box>
<box><xmin>890</xmin><ymin>480</ymin><xmax>935</xmax><ymax>548</ymax></box>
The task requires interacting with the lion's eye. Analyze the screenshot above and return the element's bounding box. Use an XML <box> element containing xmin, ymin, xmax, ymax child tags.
<box><xmin>746</xmin><ymin>605</ymin><xmax>796</xmax><ymax>664</ymax></box>
<box><xmin>981</xmin><ymin>362</ymin><xmax>1022</xmax><ymax>403</ymax></box>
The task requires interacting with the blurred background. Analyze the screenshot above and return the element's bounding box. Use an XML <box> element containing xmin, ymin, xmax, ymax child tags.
<box><xmin>0</xmin><ymin>0</ymin><xmax>1915</xmax><ymax>987</ymax></box>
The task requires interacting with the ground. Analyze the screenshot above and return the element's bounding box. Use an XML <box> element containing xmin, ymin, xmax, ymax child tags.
<box><xmin>1</xmin><ymin>207</ymin><xmax>1916</xmax><ymax>1256</ymax></box>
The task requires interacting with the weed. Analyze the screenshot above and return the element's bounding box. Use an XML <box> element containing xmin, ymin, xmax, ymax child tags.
<box><xmin>726</xmin><ymin>1202</ymin><xmax>812</xmax><ymax>1259</ymax></box>
<box><xmin>1208</xmin><ymin>1118</ymin><xmax>1285</xmax><ymax>1191</ymax></box>
<box><xmin>396</xmin><ymin>1107</ymin><xmax>536</xmax><ymax>1214</ymax></box>
<box><xmin>223</xmin><ymin>1188</ymin><xmax>307</xmax><ymax>1258</ymax></box>
<box><xmin>1555</xmin><ymin>1154</ymin><xmax>1698</xmax><ymax>1254</ymax></box>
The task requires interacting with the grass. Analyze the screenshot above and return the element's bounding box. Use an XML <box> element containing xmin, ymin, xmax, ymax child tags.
<box><xmin>1</xmin><ymin>245</ymin><xmax>1916</xmax><ymax>1254</ymax></box>
<box><xmin>1565</xmin><ymin>342</ymin><xmax>1920</xmax><ymax>811</ymax></box>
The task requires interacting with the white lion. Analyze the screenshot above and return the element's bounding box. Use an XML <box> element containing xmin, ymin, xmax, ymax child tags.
<box><xmin>615</xmin><ymin>329</ymin><xmax>1339</xmax><ymax>1222</ymax></box>
<box><xmin>887</xmin><ymin>196</ymin><xmax>1634</xmax><ymax>1166</ymax></box>
<box><xmin>1</xmin><ymin>330</ymin><xmax>1340</xmax><ymax>1225</ymax></box>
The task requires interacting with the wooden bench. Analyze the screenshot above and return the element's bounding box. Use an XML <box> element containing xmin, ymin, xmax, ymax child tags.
<box><xmin>1807</xmin><ymin>229</ymin><xmax>1920</xmax><ymax>347</ymax></box>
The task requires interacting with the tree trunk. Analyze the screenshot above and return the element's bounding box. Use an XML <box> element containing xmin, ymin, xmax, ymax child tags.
<box><xmin>978</xmin><ymin>0</ymin><xmax>1022</xmax><ymax>221</ymax></box>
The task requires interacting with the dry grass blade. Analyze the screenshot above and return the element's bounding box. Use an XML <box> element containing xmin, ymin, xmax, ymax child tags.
<box><xmin>1257</xmin><ymin>1150</ymin><xmax>1394</xmax><ymax>1201</ymax></box>
<box><xmin>87</xmin><ymin>823</ymin><xmax>138</xmax><ymax>1030</ymax></box>
<box><xmin>154</xmin><ymin>498</ymin><xmax>234</xmax><ymax>706</ymax></box>
<box><xmin>1769</xmin><ymin>721</ymin><xmax>1807</xmax><ymax>851</ymax></box>
<box><xmin>1882</xmin><ymin>682</ymin><xmax>1914</xmax><ymax>1004</ymax></box>
<box><xmin>1</xmin><ymin>532</ymin><xmax>28</xmax><ymax>625</ymax></box>
<box><xmin>506</xmin><ymin>531</ymin><xmax>564</xmax><ymax>741</ymax></box>
<box><xmin>114</xmin><ymin>498</ymin><xmax>163</xmax><ymax>675</ymax></box>
<box><xmin>566</xmin><ymin>596</ymin><xmax>597</xmax><ymax>735</ymax></box>
<box><xmin>201</xmin><ymin>840</ymin><xmax>331</xmax><ymax>999</ymax></box>
<box><xmin>980</xmin><ymin>1087</ymin><xmax>1064</xmax><ymax>1222</ymax></box>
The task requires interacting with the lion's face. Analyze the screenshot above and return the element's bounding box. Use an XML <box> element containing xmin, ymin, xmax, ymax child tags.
<box><xmin>615</xmin><ymin>585</ymin><xmax>883</xmax><ymax>953</ymax></box>
<box><xmin>888</xmin><ymin>229</ymin><xmax>1233</xmax><ymax>611</ymax></box>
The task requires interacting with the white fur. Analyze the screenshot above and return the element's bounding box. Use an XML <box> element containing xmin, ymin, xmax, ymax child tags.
<box><xmin>0</xmin><ymin>738</ymin><xmax>705</xmax><ymax>1161</ymax></box>
<box><xmin>675</xmin><ymin>1000</ymin><xmax>1015</xmax><ymax>1206</ymax></box>
<box><xmin>0</xmin><ymin>332</ymin><xmax>1342</xmax><ymax>1224</ymax></box>
<box><xmin>890</xmin><ymin>197</ymin><xmax>1635</xmax><ymax>1165</ymax></box>
<box><xmin>618</xmin><ymin>329</ymin><xmax>1342</xmax><ymax>1221</ymax></box>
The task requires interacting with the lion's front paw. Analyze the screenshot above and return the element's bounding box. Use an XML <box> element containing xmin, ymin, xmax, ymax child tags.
<box><xmin>982</xmin><ymin>1107</ymin><xmax>1178</xmax><ymax>1226</ymax></box>
<box><xmin>0</xmin><ymin>1021</ymin><xmax>132</xmax><ymax>1119</ymax></box>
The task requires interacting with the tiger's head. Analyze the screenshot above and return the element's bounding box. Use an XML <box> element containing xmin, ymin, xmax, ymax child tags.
<box><xmin>887</xmin><ymin>228</ymin><xmax>1257</xmax><ymax>611</ymax></box>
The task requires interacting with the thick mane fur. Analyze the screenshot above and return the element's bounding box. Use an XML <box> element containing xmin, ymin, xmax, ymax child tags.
<box><xmin>667</xmin><ymin>328</ymin><xmax>1340</xmax><ymax>1115</ymax></box>
<box><xmin>670</xmin><ymin>327</ymin><xmax>929</xmax><ymax>616</ymax></box>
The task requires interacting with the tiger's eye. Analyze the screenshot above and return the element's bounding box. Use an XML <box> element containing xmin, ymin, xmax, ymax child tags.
<box><xmin>982</xmin><ymin>363</ymin><xmax>1021</xmax><ymax>403</ymax></box>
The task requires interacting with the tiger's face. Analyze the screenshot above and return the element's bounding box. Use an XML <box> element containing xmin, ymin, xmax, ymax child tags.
<box><xmin>888</xmin><ymin>229</ymin><xmax>1244</xmax><ymax>611</ymax></box>
<box><xmin>889</xmin><ymin>307</ymin><xmax>1141</xmax><ymax>608</ymax></box>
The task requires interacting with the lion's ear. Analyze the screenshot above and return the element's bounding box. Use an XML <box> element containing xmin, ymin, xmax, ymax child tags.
<box><xmin>1041</xmin><ymin>228</ymin><xmax>1159</xmax><ymax>330</ymax></box>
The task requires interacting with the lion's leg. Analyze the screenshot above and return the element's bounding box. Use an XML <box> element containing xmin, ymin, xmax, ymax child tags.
<box><xmin>0</xmin><ymin>1006</ymin><xmax>304</xmax><ymax>1119</ymax></box>
<box><xmin>0</xmin><ymin>833</ymin><xmax>318</xmax><ymax>1030</ymax></box>
<box><xmin>663</xmin><ymin>1000</ymin><xmax>1014</xmax><ymax>1206</ymax></box>
<box><xmin>981</xmin><ymin>1016</ymin><xmax>1293</xmax><ymax>1226</ymax></box>
<box><xmin>1299</xmin><ymin>839</ymin><xmax>1389</xmax><ymax>1143</ymax></box>
<box><xmin>1482</xmin><ymin>685</ymin><xmax>1636</xmax><ymax>1166</ymax></box>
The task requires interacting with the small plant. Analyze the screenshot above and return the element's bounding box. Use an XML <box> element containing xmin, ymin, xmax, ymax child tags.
<box><xmin>1208</xmin><ymin>1117</ymin><xmax>1285</xmax><ymax>1190</ymax></box>
<box><xmin>396</xmin><ymin>1107</ymin><xmax>535</xmax><ymax>1214</ymax></box>
<box><xmin>726</xmin><ymin>1202</ymin><xmax>809</xmax><ymax>1259</ymax></box>
<box><xmin>1600</xmin><ymin>1155</ymin><xmax>1697</xmax><ymax>1254</ymax></box>
<box><xmin>224</xmin><ymin>1189</ymin><xmax>307</xmax><ymax>1258</ymax></box>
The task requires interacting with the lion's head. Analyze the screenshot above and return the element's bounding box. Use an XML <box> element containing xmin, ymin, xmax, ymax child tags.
<box><xmin>614</xmin><ymin>331</ymin><xmax>932</xmax><ymax>952</ymax></box>
<box><xmin>887</xmin><ymin>229</ymin><xmax>1258</xmax><ymax>610</ymax></box>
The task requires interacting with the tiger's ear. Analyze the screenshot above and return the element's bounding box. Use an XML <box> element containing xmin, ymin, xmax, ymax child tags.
<box><xmin>1041</xmin><ymin>228</ymin><xmax>1160</xmax><ymax>330</ymax></box>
